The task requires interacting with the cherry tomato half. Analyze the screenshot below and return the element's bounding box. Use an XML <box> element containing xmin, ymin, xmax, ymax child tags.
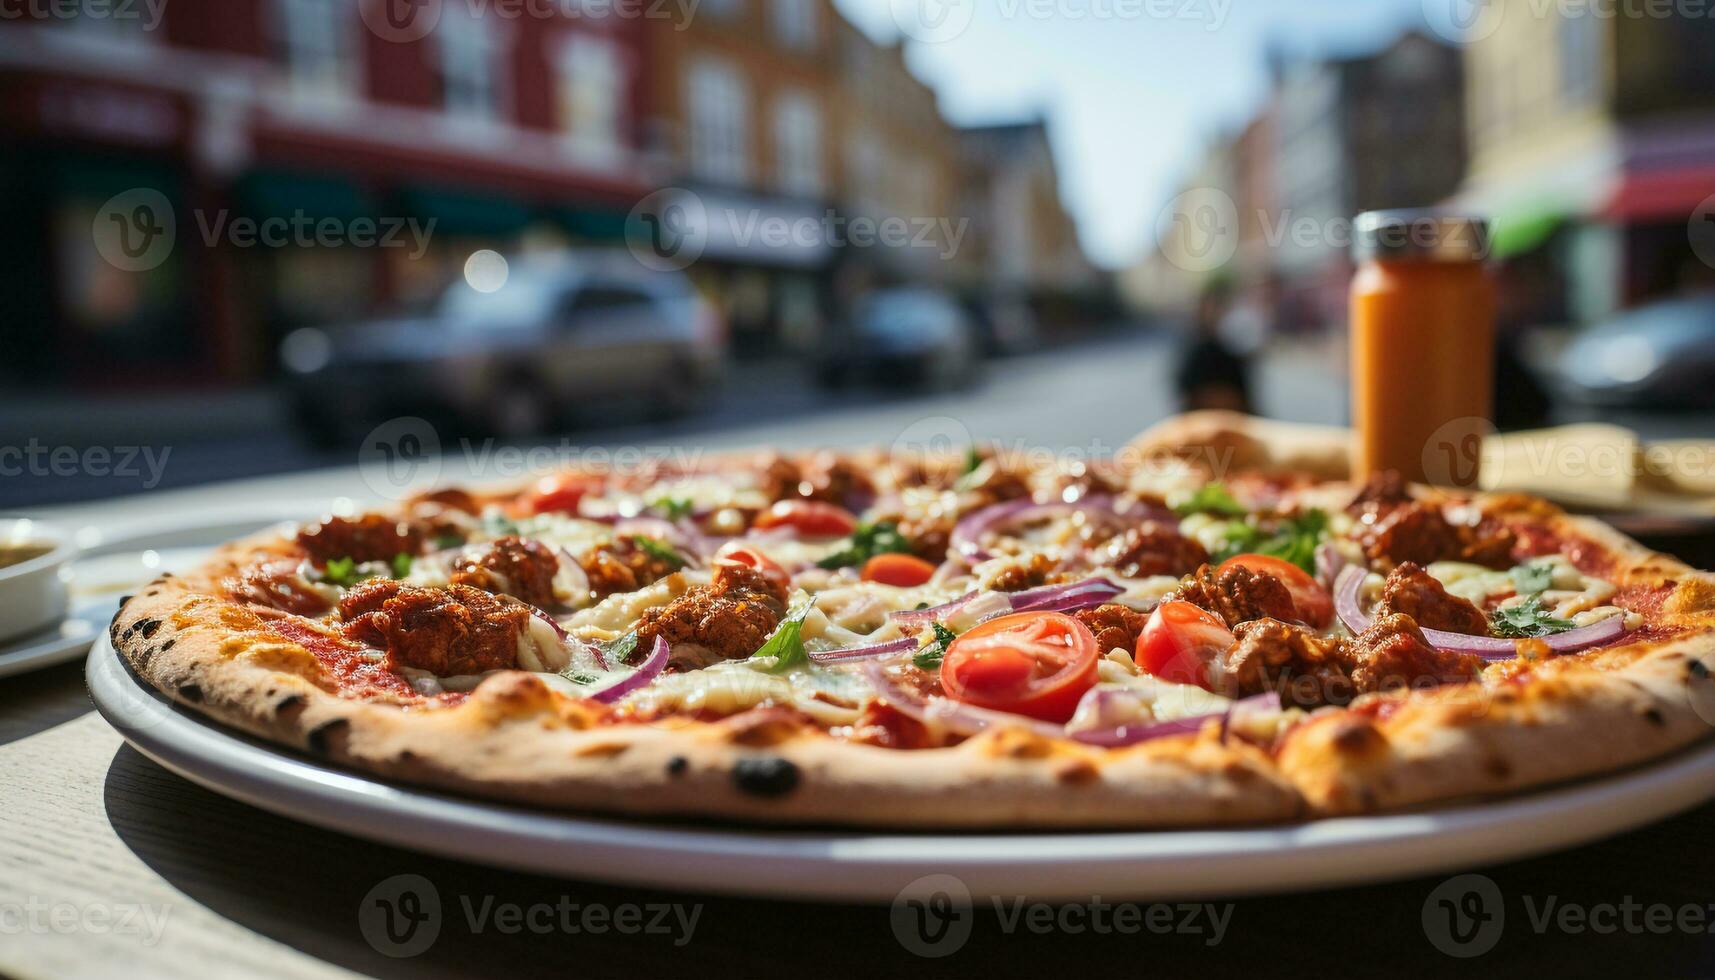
<box><xmin>1135</xmin><ymin>600</ymin><xmax>1235</xmax><ymax>690</ymax></box>
<box><xmin>940</xmin><ymin>611</ymin><xmax>1099</xmax><ymax>723</ymax></box>
<box><xmin>525</xmin><ymin>473</ymin><xmax>600</xmax><ymax>515</ymax></box>
<box><xmin>861</xmin><ymin>553</ymin><xmax>938</xmax><ymax>587</ymax></box>
<box><xmin>1218</xmin><ymin>553</ymin><xmax>1332</xmax><ymax>627</ymax></box>
<box><xmin>714</xmin><ymin>542</ymin><xmax>791</xmax><ymax>593</ymax></box>
<box><xmin>752</xmin><ymin>499</ymin><xmax>858</xmax><ymax>537</ymax></box>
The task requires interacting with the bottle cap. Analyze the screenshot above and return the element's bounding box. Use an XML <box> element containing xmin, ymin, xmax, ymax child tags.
<box><xmin>1353</xmin><ymin>210</ymin><xmax>1490</xmax><ymax>262</ymax></box>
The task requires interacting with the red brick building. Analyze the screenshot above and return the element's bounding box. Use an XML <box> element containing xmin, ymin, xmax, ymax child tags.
<box><xmin>0</xmin><ymin>1</ymin><xmax>652</xmax><ymax>387</ymax></box>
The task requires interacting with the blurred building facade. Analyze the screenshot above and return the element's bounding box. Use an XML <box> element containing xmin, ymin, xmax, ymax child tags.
<box><xmin>1453</xmin><ymin>0</ymin><xmax>1715</xmax><ymax>324</ymax></box>
<box><xmin>1</xmin><ymin>2</ymin><xmax>649</xmax><ymax>385</ymax></box>
<box><xmin>1</xmin><ymin>0</ymin><xmax>1099</xmax><ymax>389</ymax></box>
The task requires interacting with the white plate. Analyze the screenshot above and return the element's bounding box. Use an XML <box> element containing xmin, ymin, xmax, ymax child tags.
<box><xmin>88</xmin><ymin>635</ymin><xmax>1715</xmax><ymax>902</ymax></box>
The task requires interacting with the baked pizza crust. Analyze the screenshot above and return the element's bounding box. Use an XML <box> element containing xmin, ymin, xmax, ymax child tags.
<box><xmin>108</xmin><ymin>428</ymin><xmax>1715</xmax><ymax>829</ymax></box>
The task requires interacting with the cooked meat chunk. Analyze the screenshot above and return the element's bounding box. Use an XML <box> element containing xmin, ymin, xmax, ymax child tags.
<box><xmin>963</xmin><ymin>461</ymin><xmax>1033</xmax><ymax>506</ymax></box>
<box><xmin>896</xmin><ymin>514</ymin><xmax>953</xmax><ymax>562</ymax></box>
<box><xmin>1074</xmin><ymin>603</ymin><xmax>1149</xmax><ymax>655</ymax></box>
<box><xmin>449</xmin><ymin>535</ymin><xmax>559</xmax><ymax>608</ymax></box>
<box><xmin>634</xmin><ymin>560</ymin><xmax>789</xmax><ymax>663</ymax></box>
<box><xmin>1215</xmin><ymin>618</ymin><xmax>1355</xmax><ymax>708</ymax></box>
<box><xmin>983</xmin><ymin>553</ymin><xmax>1060</xmax><ymax>592</ymax></box>
<box><xmin>1348</xmin><ymin>612</ymin><xmax>1484</xmax><ymax>694</ymax></box>
<box><xmin>1355</xmin><ymin>504</ymin><xmax>1462</xmax><ymax>567</ymax></box>
<box><xmin>1374</xmin><ymin>562</ymin><xmax>1489</xmax><ymax>635</ymax></box>
<box><xmin>340</xmin><ymin>581</ymin><xmax>528</xmax><ymax>676</ymax></box>
<box><xmin>578</xmin><ymin>541</ymin><xmax>678</xmax><ymax>598</ymax></box>
<box><xmin>798</xmin><ymin>451</ymin><xmax>875</xmax><ymax>509</ymax></box>
<box><xmin>1052</xmin><ymin>461</ymin><xmax>1124</xmax><ymax>502</ymax></box>
<box><xmin>1347</xmin><ymin>470</ymin><xmax>1412</xmax><ymax>516</ymax></box>
<box><xmin>231</xmin><ymin>562</ymin><xmax>332</xmax><ymax>615</ymax></box>
<box><xmin>409</xmin><ymin>487</ymin><xmax>481</xmax><ymax>514</ymax></box>
<box><xmin>1458</xmin><ymin>520</ymin><xmax>1517</xmax><ymax>569</ymax></box>
<box><xmin>296</xmin><ymin>514</ymin><xmax>424</xmax><ymax>564</ymax></box>
<box><xmin>1098</xmin><ymin>522</ymin><xmax>1210</xmax><ymax>579</ymax></box>
<box><xmin>756</xmin><ymin>453</ymin><xmax>806</xmax><ymax>502</ymax></box>
<box><xmin>1170</xmin><ymin>563</ymin><xmax>1297</xmax><ymax>627</ymax></box>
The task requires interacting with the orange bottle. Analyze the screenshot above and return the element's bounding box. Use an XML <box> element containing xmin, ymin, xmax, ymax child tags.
<box><xmin>1349</xmin><ymin>212</ymin><xmax>1495</xmax><ymax>487</ymax></box>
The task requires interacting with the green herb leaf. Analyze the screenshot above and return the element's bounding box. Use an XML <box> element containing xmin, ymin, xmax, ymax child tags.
<box><xmin>816</xmin><ymin>521</ymin><xmax>914</xmax><ymax>570</ymax></box>
<box><xmin>651</xmin><ymin>496</ymin><xmax>694</xmax><ymax>521</ymax></box>
<box><xmin>563</xmin><ymin>670</ymin><xmax>600</xmax><ymax>685</ymax></box>
<box><xmin>601</xmin><ymin>630</ymin><xmax>640</xmax><ymax>666</ymax></box>
<box><xmin>914</xmin><ymin>623</ymin><xmax>957</xmax><ymax>671</ymax></box>
<box><xmin>390</xmin><ymin>553</ymin><xmax>414</xmax><ymax>579</ymax></box>
<box><xmin>754</xmin><ymin>601</ymin><xmax>815</xmax><ymax>673</ymax></box>
<box><xmin>1490</xmin><ymin>595</ymin><xmax>1577</xmax><ymax>638</ymax></box>
<box><xmin>963</xmin><ymin>447</ymin><xmax>983</xmax><ymax>475</ymax></box>
<box><xmin>1257</xmin><ymin>509</ymin><xmax>1327</xmax><ymax>573</ymax></box>
<box><xmin>1210</xmin><ymin>520</ymin><xmax>1264</xmax><ymax>564</ymax></box>
<box><xmin>432</xmin><ymin>533</ymin><xmax>465</xmax><ymax>551</ymax></box>
<box><xmin>630</xmin><ymin>535</ymin><xmax>686</xmax><ymax>569</ymax></box>
<box><xmin>482</xmin><ymin>514</ymin><xmax>521</xmax><ymax>537</ymax></box>
<box><xmin>318</xmin><ymin>556</ymin><xmax>360</xmax><ymax>588</ymax></box>
<box><xmin>1174</xmin><ymin>483</ymin><xmax>1247</xmax><ymax>517</ymax></box>
<box><xmin>1510</xmin><ymin>560</ymin><xmax>1556</xmax><ymax>596</ymax></box>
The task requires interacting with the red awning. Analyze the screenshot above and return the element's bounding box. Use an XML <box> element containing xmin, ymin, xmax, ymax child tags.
<box><xmin>1601</xmin><ymin>167</ymin><xmax>1715</xmax><ymax>222</ymax></box>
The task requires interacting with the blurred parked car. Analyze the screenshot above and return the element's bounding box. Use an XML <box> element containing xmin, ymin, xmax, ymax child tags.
<box><xmin>281</xmin><ymin>252</ymin><xmax>725</xmax><ymax>444</ymax></box>
<box><xmin>815</xmin><ymin>287</ymin><xmax>981</xmax><ymax>388</ymax></box>
<box><xmin>1555</xmin><ymin>294</ymin><xmax>1715</xmax><ymax>409</ymax></box>
<box><xmin>963</xmin><ymin>294</ymin><xmax>1041</xmax><ymax>356</ymax></box>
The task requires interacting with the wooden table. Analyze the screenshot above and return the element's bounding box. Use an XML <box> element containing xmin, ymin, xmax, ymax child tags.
<box><xmin>7</xmin><ymin>481</ymin><xmax>1715</xmax><ymax>978</ymax></box>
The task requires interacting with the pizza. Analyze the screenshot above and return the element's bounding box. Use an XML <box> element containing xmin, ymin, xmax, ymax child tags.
<box><xmin>109</xmin><ymin>421</ymin><xmax>1715</xmax><ymax>828</ymax></box>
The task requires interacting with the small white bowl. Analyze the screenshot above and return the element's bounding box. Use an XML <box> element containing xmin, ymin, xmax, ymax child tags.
<box><xmin>0</xmin><ymin>519</ymin><xmax>75</xmax><ymax>643</ymax></box>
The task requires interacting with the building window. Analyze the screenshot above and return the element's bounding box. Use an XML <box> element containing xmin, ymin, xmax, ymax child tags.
<box><xmin>439</xmin><ymin>15</ymin><xmax>504</xmax><ymax>123</ymax></box>
<box><xmin>1560</xmin><ymin>9</ymin><xmax>1602</xmax><ymax>106</ymax></box>
<box><xmin>772</xmin><ymin>90</ymin><xmax>822</xmax><ymax>196</ymax></box>
<box><xmin>276</xmin><ymin>0</ymin><xmax>357</xmax><ymax>100</ymax></box>
<box><xmin>771</xmin><ymin>0</ymin><xmax>816</xmax><ymax>49</ymax></box>
<box><xmin>687</xmin><ymin>58</ymin><xmax>749</xmax><ymax>184</ymax></box>
<box><xmin>558</xmin><ymin>35</ymin><xmax>627</xmax><ymax>166</ymax></box>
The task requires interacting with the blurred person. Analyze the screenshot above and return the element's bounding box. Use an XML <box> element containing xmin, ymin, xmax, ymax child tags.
<box><xmin>1174</xmin><ymin>280</ymin><xmax>1254</xmax><ymax>414</ymax></box>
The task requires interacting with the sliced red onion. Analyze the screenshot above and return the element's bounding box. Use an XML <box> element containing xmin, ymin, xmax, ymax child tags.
<box><xmin>888</xmin><ymin>590</ymin><xmax>982</xmax><ymax>629</ymax></box>
<box><xmin>1008</xmin><ymin>577</ymin><xmax>1125</xmax><ymax>614</ymax></box>
<box><xmin>950</xmin><ymin>495</ymin><xmax>1156</xmax><ymax>561</ymax></box>
<box><xmin>1332</xmin><ymin>565</ymin><xmax>1629</xmax><ymax>660</ymax></box>
<box><xmin>1070</xmin><ymin>712</ymin><xmax>1218</xmax><ymax>747</ymax></box>
<box><xmin>586</xmin><ymin>635</ymin><xmax>669</xmax><ymax>703</ymax></box>
<box><xmin>808</xmin><ymin>636</ymin><xmax>917</xmax><ymax>665</ymax></box>
<box><xmin>1314</xmin><ymin>543</ymin><xmax>1346</xmax><ymax>592</ymax></box>
<box><xmin>529</xmin><ymin>605</ymin><xmax>610</xmax><ymax>671</ymax></box>
<box><xmin>1220</xmin><ymin>691</ymin><xmax>1283</xmax><ymax>742</ymax></box>
<box><xmin>861</xmin><ymin>661</ymin><xmax>1063</xmax><ymax>739</ymax></box>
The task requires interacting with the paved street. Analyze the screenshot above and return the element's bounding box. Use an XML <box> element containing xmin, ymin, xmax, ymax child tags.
<box><xmin>5</xmin><ymin>328</ymin><xmax>1706</xmax><ymax>515</ymax></box>
<box><xmin>2</xmin><ymin>330</ymin><xmax>1348</xmax><ymax>512</ymax></box>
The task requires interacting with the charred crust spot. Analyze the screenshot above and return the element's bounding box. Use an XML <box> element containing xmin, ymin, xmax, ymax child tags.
<box><xmin>176</xmin><ymin>683</ymin><xmax>203</xmax><ymax>703</ymax></box>
<box><xmin>1643</xmin><ymin>707</ymin><xmax>1666</xmax><ymax>727</ymax></box>
<box><xmin>1482</xmin><ymin>755</ymin><xmax>1512</xmax><ymax>780</ymax></box>
<box><xmin>666</xmin><ymin>755</ymin><xmax>689</xmax><ymax>777</ymax></box>
<box><xmin>143</xmin><ymin>590</ymin><xmax>158</xmax><ymax>598</ymax></box>
<box><xmin>275</xmin><ymin>694</ymin><xmax>307</xmax><ymax>715</ymax></box>
<box><xmin>160</xmin><ymin>639</ymin><xmax>176</xmax><ymax>652</ymax></box>
<box><xmin>305</xmin><ymin>719</ymin><xmax>350</xmax><ymax>756</ymax></box>
<box><xmin>120</xmin><ymin>594</ymin><xmax>136</xmax><ymax>606</ymax></box>
<box><xmin>732</xmin><ymin>756</ymin><xmax>800</xmax><ymax>797</ymax></box>
<box><xmin>1689</xmin><ymin>660</ymin><xmax>1710</xmax><ymax>682</ymax></box>
<box><xmin>1054</xmin><ymin>759</ymin><xmax>1101</xmax><ymax>786</ymax></box>
<box><xmin>137</xmin><ymin>619</ymin><xmax>161</xmax><ymax>639</ymax></box>
<box><xmin>1329</xmin><ymin>719</ymin><xmax>1386</xmax><ymax>757</ymax></box>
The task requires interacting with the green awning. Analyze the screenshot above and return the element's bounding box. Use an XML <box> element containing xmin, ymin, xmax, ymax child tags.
<box><xmin>1489</xmin><ymin>208</ymin><xmax>1566</xmax><ymax>260</ymax></box>
<box><xmin>553</xmin><ymin>205</ymin><xmax>630</xmax><ymax>242</ymax></box>
<box><xmin>402</xmin><ymin>186</ymin><xmax>535</xmax><ymax>237</ymax></box>
<box><xmin>54</xmin><ymin>158</ymin><xmax>178</xmax><ymax>198</ymax></box>
<box><xmin>237</xmin><ymin>169</ymin><xmax>376</xmax><ymax>222</ymax></box>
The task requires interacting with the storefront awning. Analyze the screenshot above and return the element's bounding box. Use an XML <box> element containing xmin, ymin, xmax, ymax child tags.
<box><xmin>401</xmin><ymin>186</ymin><xmax>536</xmax><ymax>237</ymax></box>
<box><xmin>1601</xmin><ymin>167</ymin><xmax>1715</xmax><ymax>222</ymax></box>
<box><xmin>553</xmin><ymin>205</ymin><xmax>630</xmax><ymax>243</ymax></box>
<box><xmin>237</xmin><ymin>169</ymin><xmax>376</xmax><ymax>223</ymax></box>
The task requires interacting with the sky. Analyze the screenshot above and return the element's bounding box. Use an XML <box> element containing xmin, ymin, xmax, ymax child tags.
<box><xmin>832</xmin><ymin>0</ymin><xmax>1440</xmax><ymax>270</ymax></box>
